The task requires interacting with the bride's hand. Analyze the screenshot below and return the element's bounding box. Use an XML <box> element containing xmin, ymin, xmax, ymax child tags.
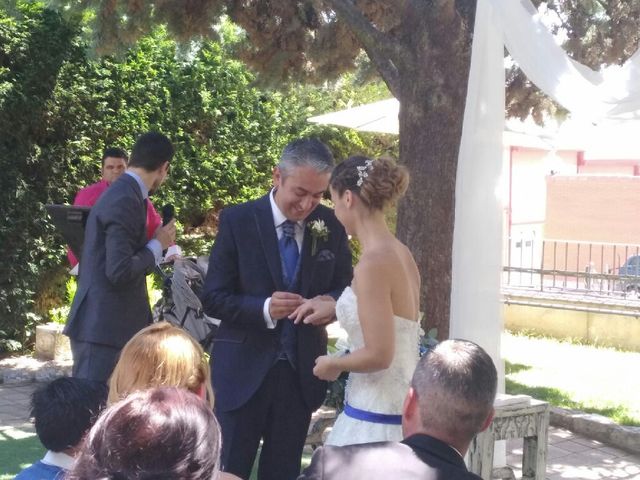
<box><xmin>289</xmin><ymin>296</ymin><xmax>336</xmax><ymax>325</ymax></box>
<box><xmin>313</xmin><ymin>355</ymin><xmax>342</xmax><ymax>381</ymax></box>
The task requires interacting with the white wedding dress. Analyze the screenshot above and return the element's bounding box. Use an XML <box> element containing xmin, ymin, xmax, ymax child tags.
<box><xmin>325</xmin><ymin>286</ymin><xmax>422</xmax><ymax>446</ymax></box>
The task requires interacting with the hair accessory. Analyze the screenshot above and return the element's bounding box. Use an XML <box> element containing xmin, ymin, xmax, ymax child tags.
<box><xmin>356</xmin><ymin>159</ymin><xmax>374</xmax><ymax>187</ymax></box>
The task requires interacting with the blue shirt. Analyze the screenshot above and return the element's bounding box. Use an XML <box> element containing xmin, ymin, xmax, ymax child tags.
<box><xmin>14</xmin><ymin>461</ymin><xmax>65</xmax><ymax>480</ymax></box>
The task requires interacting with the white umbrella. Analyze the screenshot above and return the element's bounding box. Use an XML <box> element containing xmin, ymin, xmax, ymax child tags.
<box><xmin>308</xmin><ymin>98</ymin><xmax>399</xmax><ymax>135</ymax></box>
<box><xmin>308</xmin><ymin>98</ymin><xmax>551</xmax><ymax>148</ymax></box>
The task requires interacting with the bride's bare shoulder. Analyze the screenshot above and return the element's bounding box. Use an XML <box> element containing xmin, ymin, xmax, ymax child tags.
<box><xmin>354</xmin><ymin>245</ymin><xmax>401</xmax><ymax>279</ymax></box>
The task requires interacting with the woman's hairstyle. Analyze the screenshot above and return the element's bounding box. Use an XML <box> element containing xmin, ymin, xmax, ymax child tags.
<box><xmin>330</xmin><ymin>156</ymin><xmax>409</xmax><ymax>210</ymax></box>
<box><xmin>67</xmin><ymin>387</ymin><xmax>221</xmax><ymax>480</ymax></box>
<box><xmin>108</xmin><ymin>321</ymin><xmax>213</xmax><ymax>407</ymax></box>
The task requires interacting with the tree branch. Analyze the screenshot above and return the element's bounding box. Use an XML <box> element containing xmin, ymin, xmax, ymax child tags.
<box><xmin>325</xmin><ymin>0</ymin><xmax>402</xmax><ymax>97</ymax></box>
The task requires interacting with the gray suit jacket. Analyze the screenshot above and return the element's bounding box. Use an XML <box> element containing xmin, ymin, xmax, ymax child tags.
<box><xmin>298</xmin><ymin>434</ymin><xmax>482</xmax><ymax>480</ymax></box>
<box><xmin>65</xmin><ymin>173</ymin><xmax>155</xmax><ymax>348</ymax></box>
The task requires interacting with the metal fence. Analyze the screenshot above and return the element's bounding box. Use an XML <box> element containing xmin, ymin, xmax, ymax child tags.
<box><xmin>503</xmin><ymin>236</ymin><xmax>640</xmax><ymax>298</ymax></box>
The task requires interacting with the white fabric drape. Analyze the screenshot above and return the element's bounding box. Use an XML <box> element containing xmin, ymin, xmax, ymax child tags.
<box><xmin>452</xmin><ymin>0</ymin><xmax>640</xmax><ymax>366</ymax></box>
<box><xmin>497</xmin><ymin>0</ymin><xmax>640</xmax><ymax>119</ymax></box>
<box><xmin>450</xmin><ymin>0</ymin><xmax>504</xmax><ymax>367</ymax></box>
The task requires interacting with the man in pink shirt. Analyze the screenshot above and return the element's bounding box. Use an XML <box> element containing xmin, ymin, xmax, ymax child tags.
<box><xmin>68</xmin><ymin>147</ymin><xmax>178</xmax><ymax>269</ymax></box>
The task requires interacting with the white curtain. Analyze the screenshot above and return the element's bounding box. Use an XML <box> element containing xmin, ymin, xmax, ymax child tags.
<box><xmin>450</xmin><ymin>0</ymin><xmax>504</xmax><ymax>370</ymax></box>
<box><xmin>496</xmin><ymin>0</ymin><xmax>640</xmax><ymax>120</ymax></box>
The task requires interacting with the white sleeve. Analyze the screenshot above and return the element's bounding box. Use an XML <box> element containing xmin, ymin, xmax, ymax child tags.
<box><xmin>263</xmin><ymin>297</ymin><xmax>277</xmax><ymax>329</ymax></box>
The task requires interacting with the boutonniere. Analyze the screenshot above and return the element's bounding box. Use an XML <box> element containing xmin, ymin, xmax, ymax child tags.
<box><xmin>308</xmin><ymin>219</ymin><xmax>329</xmax><ymax>256</ymax></box>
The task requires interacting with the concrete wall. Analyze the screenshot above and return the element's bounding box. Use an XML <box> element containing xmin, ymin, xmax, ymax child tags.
<box><xmin>504</xmin><ymin>303</ymin><xmax>640</xmax><ymax>352</ymax></box>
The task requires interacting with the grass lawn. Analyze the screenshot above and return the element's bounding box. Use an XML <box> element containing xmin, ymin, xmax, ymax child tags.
<box><xmin>503</xmin><ymin>331</ymin><xmax>640</xmax><ymax>426</ymax></box>
<box><xmin>0</xmin><ymin>428</ymin><xmax>43</xmax><ymax>479</ymax></box>
<box><xmin>0</xmin><ymin>430</ymin><xmax>312</xmax><ymax>480</ymax></box>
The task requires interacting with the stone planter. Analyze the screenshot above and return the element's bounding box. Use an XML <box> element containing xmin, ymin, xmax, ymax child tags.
<box><xmin>35</xmin><ymin>323</ymin><xmax>71</xmax><ymax>361</ymax></box>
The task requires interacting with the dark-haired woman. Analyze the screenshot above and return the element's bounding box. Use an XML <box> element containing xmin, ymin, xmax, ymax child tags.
<box><xmin>66</xmin><ymin>387</ymin><xmax>222</xmax><ymax>480</ymax></box>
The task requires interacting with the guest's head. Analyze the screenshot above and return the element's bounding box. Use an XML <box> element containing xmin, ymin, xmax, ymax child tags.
<box><xmin>402</xmin><ymin>339</ymin><xmax>497</xmax><ymax>454</ymax></box>
<box><xmin>67</xmin><ymin>387</ymin><xmax>221</xmax><ymax>480</ymax></box>
<box><xmin>273</xmin><ymin>138</ymin><xmax>334</xmax><ymax>222</ymax></box>
<box><xmin>31</xmin><ymin>377</ymin><xmax>107</xmax><ymax>454</ymax></box>
<box><xmin>108</xmin><ymin>321</ymin><xmax>213</xmax><ymax>407</ymax></box>
<box><xmin>128</xmin><ymin>132</ymin><xmax>173</xmax><ymax>194</ymax></box>
<box><xmin>101</xmin><ymin>147</ymin><xmax>128</xmax><ymax>184</ymax></box>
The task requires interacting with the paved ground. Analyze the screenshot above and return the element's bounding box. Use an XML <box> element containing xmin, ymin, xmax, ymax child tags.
<box><xmin>1</xmin><ymin>382</ymin><xmax>639</xmax><ymax>479</ymax></box>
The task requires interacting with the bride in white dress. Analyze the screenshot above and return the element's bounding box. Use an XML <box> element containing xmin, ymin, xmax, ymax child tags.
<box><xmin>291</xmin><ymin>156</ymin><xmax>421</xmax><ymax>446</ymax></box>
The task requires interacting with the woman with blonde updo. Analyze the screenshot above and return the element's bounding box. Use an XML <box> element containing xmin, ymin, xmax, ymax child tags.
<box><xmin>108</xmin><ymin>321</ymin><xmax>214</xmax><ymax>408</ymax></box>
<box><xmin>291</xmin><ymin>156</ymin><xmax>421</xmax><ymax>446</ymax></box>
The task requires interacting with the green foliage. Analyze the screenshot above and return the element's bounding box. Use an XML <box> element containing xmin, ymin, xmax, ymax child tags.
<box><xmin>0</xmin><ymin>4</ymin><xmax>391</xmax><ymax>350</ymax></box>
<box><xmin>47</xmin><ymin>276</ymin><xmax>76</xmax><ymax>325</ymax></box>
<box><xmin>0</xmin><ymin>4</ymin><xmax>80</xmax><ymax>351</ymax></box>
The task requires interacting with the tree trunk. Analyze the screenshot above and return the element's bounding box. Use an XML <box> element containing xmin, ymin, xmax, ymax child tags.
<box><xmin>394</xmin><ymin>2</ymin><xmax>476</xmax><ymax>340</ymax></box>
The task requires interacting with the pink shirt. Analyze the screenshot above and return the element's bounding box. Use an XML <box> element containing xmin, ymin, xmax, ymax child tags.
<box><xmin>67</xmin><ymin>180</ymin><xmax>162</xmax><ymax>266</ymax></box>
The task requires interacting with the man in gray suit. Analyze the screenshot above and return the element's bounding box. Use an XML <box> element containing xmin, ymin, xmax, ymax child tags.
<box><xmin>298</xmin><ymin>340</ymin><xmax>498</xmax><ymax>480</ymax></box>
<box><xmin>65</xmin><ymin>132</ymin><xmax>176</xmax><ymax>384</ymax></box>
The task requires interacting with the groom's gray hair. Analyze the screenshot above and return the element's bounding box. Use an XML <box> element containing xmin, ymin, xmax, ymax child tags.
<box><xmin>278</xmin><ymin>138</ymin><xmax>334</xmax><ymax>177</ymax></box>
<box><xmin>411</xmin><ymin>339</ymin><xmax>497</xmax><ymax>441</ymax></box>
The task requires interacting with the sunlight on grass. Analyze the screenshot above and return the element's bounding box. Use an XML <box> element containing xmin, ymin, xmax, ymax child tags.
<box><xmin>503</xmin><ymin>332</ymin><xmax>640</xmax><ymax>426</ymax></box>
<box><xmin>0</xmin><ymin>428</ymin><xmax>42</xmax><ymax>478</ymax></box>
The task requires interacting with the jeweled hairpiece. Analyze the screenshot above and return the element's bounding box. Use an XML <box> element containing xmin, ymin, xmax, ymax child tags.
<box><xmin>356</xmin><ymin>159</ymin><xmax>374</xmax><ymax>187</ymax></box>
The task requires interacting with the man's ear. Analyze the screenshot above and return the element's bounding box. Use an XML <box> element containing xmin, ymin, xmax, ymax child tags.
<box><xmin>158</xmin><ymin>161</ymin><xmax>170</xmax><ymax>175</ymax></box>
<box><xmin>402</xmin><ymin>387</ymin><xmax>419</xmax><ymax>420</ymax></box>
<box><xmin>479</xmin><ymin>407</ymin><xmax>495</xmax><ymax>433</ymax></box>
<box><xmin>402</xmin><ymin>387</ymin><xmax>420</xmax><ymax>436</ymax></box>
<box><xmin>272</xmin><ymin>166</ymin><xmax>282</xmax><ymax>187</ymax></box>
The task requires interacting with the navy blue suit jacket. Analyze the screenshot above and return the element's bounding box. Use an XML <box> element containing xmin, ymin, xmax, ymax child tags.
<box><xmin>201</xmin><ymin>194</ymin><xmax>353</xmax><ymax>412</ymax></box>
<box><xmin>65</xmin><ymin>174</ymin><xmax>155</xmax><ymax>348</ymax></box>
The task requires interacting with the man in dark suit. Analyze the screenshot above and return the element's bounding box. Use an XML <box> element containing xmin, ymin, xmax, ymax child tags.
<box><xmin>65</xmin><ymin>132</ymin><xmax>176</xmax><ymax>384</ymax></box>
<box><xmin>201</xmin><ymin>138</ymin><xmax>353</xmax><ymax>480</ymax></box>
<box><xmin>298</xmin><ymin>340</ymin><xmax>498</xmax><ymax>480</ymax></box>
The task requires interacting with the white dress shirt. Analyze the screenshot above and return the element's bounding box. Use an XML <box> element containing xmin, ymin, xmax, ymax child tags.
<box><xmin>41</xmin><ymin>450</ymin><xmax>75</xmax><ymax>470</ymax></box>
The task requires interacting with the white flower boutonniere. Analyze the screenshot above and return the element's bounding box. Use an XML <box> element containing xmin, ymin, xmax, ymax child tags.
<box><xmin>308</xmin><ymin>219</ymin><xmax>329</xmax><ymax>256</ymax></box>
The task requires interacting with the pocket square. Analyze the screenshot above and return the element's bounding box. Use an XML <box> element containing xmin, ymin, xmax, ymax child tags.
<box><xmin>316</xmin><ymin>249</ymin><xmax>335</xmax><ymax>261</ymax></box>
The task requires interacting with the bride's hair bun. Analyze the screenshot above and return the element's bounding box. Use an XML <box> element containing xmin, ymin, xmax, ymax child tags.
<box><xmin>330</xmin><ymin>156</ymin><xmax>409</xmax><ymax>210</ymax></box>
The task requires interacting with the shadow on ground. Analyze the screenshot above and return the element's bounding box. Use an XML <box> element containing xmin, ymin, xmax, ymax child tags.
<box><xmin>505</xmin><ymin>375</ymin><xmax>640</xmax><ymax>427</ymax></box>
<box><xmin>505</xmin><ymin>361</ymin><xmax>532</xmax><ymax>375</ymax></box>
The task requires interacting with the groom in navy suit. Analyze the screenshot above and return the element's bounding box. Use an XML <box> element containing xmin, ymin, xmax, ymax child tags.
<box><xmin>201</xmin><ymin>138</ymin><xmax>352</xmax><ymax>480</ymax></box>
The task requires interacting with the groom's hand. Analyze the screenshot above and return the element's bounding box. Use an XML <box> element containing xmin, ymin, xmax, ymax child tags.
<box><xmin>269</xmin><ymin>291</ymin><xmax>304</xmax><ymax>320</ymax></box>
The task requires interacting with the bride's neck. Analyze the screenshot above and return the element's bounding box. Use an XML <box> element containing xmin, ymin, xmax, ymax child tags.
<box><xmin>353</xmin><ymin>211</ymin><xmax>392</xmax><ymax>248</ymax></box>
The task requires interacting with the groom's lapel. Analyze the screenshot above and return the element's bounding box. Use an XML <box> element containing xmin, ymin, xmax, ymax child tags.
<box><xmin>254</xmin><ymin>196</ymin><xmax>285</xmax><ymax>291</ymax></box>
<box><xmin>300</xmin><ymin>208</ymin><xmax>320</xmax><ymax>297</ymax></box>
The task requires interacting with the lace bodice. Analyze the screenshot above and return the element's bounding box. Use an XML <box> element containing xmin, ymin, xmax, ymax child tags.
<box><xmin>338</xmin><ymin>284</ymin><xmax>421</xmax><ymax>409</ymax></box>
<box><xmin>325</xmin><ymin>286</ymin><xmax>422</xmax><ymax>445</ymax></box>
